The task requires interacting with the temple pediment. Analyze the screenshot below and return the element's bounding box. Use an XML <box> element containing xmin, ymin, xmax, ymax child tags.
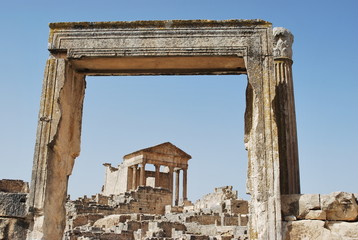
<box><xmin>123</xmin><ymin>142</ymin><xmax>191</xmax><ymax>161</ymax></box>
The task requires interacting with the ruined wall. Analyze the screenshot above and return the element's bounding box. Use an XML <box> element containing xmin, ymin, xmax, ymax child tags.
<box><xmin>282</xmin><ymin>192</ymin><xmax>358</xmax><ymax>239</ymax></box>
<box><xmin>0</xmin><ymin>179</ymin><xmax>29</xmax><ymax>240</ymax></box>
<box><xmin>67</xmin><ymin>186</ymin><xmax>172</xmax><ymax>229</ymax></box>
<box><xmin>102</xmin><ymin>164</ymin><xmax>128</xmax><ymax>196</ymax></box>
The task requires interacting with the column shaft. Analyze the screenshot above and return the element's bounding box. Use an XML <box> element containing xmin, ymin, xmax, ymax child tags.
<box><xmin>139</xmin><ymin>163</ymin><xmax>146</xmax><ymax>186</ymax></box>
<box><xmin>274</xmin><ymin>59</ymin><xmax>300</xmax><ymax>194</ymax></box>
<box><xmin>175</xmin><ymin>169</ymin><xmax>180</xmax><ymax>205</ymax></box>
<box><xmin>273</xmin><ymin>27</ymin><xmax>300</xmax><ymax>195</ymax></box>
<box><xmin>168</xmin><ymin>166</ymin><xmax>174</xmax><ymax>204</ymax></box>
<box><xmin>155</xmin><ymin>165</ymin><xmax>160</xmax><ymax>187</ymax></box>
<box><xmin>182</xmin><ymin>168</ymin><xmax>187</xmax><ymax>200</ymax></box>
<box><xmin>132</xmin><ymin>165</ymin><xmax>137</xmax><ymax>190</ymax></box>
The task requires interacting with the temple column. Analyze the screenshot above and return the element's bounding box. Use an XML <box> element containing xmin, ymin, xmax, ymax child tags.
<box><xmin>132</xmin><ymin>165</ymin><xmax>138</xmax><ymax>190</ymax></box>
<box><xmin>174</xmin><ymin>169</ymin><xmax>180</xmax><ymax>205</ymax></box>
<box><xmin>168</xmin><ymin>166</ymin><xmax>174</xmax><ymax>204</ymax></box>
<box><xmin>139</xmin><ymin>162</ymin><xmax>146</xmax><ymax>186</ymax></box>
<box><xmin>273</xmin><ymin>27</ymin><xmax>300</xmax><ymax>194</ymax></box>
<box><xmin>155</xmin><ymin>164</ymin><xmax>160</xmax><ymax>187</ymax></box>
<box><xmin>182</xmin><ymin>168</ymin><xmax>187</xmax><ymax>200</ymax></box>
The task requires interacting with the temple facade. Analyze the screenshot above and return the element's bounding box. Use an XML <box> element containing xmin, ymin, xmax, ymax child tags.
<box><xmin>102</xmin><ymin>142</ymin><xmax>191</xmax><ymax>205</ymax></box>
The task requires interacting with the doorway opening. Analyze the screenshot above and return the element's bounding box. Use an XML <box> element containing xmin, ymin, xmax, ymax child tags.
<box><xmin>68</xmin><ymin>74</ymin><xmax>249</xmax><ymax>202</ymax></box>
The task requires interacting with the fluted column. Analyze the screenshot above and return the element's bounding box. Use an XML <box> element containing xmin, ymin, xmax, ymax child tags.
<box><xmin>174</xmin><ymin>169</ymin><xmax>180</xmax><ymax>205</ymax></box>
<box><xmin>132</xmin><ymin>165</ymin><xmax>138</xmax><ymax>190</ymax></box>
<box><xmin>139</xmin><ymin>162</ymin><xmax>146</xmax><ymax>186</ymax></box>
<box><xmin>155</xmin><ymin>164</ymin><xmax>160</xmax><ymax>187</ymax></box>
<box><xmin>273</xmin><ymin>27</ymin><xmax>300</xmax><ymax>194</ymax></box>
<box><xmin>182</xmin><ymin>168</ymin><xmax>187</xmax><ymax>201</ymax></box>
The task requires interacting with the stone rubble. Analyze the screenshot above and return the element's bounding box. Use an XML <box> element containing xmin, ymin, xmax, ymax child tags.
<box><xmin>64</xmin><ymin>186</ymin><xmax>248</xmax><ymax>240</ymax></box>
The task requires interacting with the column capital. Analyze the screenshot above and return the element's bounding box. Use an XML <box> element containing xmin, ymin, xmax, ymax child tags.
<box><xmin>273</xmin><ymin>27</ymin><xmax>294</xmax><ymax>59</ymax></box>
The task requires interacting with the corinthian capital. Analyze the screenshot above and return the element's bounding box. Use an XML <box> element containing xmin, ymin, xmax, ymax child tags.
<box><xmin>273</xmin><ymin>27</ymin><xmax>294</xmax><ymax>59</ymax></box>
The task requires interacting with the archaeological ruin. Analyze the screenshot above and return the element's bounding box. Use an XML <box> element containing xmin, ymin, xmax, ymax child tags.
<box><xmin>0</xmin><ymin>19</ymin><xmax>357</xmax><ymax>240</ymax></box>
<box><xmin>102</xmin><ymin>142</ymin><xmax>191</xmax><ymax>206</ymax></box>
<box><xmin>63</xmin><ymin>143</ymin><xmax>250</xmax><ymax>239</ymax></box>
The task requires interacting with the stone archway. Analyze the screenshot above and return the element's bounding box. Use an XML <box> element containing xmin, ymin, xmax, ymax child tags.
<box><xmin>27</xmin><ymin>20</ymin><xmax>299</xmax><ymax>240</ymax></box>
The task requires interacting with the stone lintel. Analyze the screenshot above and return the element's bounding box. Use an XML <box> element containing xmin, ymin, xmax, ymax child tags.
<box><xmin>49</xmin><ymin>19</ymin><xmax>272</xmax><ymax>30</ymax></box>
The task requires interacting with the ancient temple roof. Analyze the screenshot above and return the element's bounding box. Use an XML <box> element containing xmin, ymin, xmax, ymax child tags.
<box><xmin>123</xmin><ymin>142</ymin><xmax>191</xmax><ymax>161</ymax></box>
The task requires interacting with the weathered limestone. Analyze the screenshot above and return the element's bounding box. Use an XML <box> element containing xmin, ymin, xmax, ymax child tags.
<box><xmin>0</xmin><ymin>193</ymin><xmax>27</xmax><ymax>218</ymax></box>
<box><xmin>0</xmin><ymin>180</ymin><xmax>29</xmax><ymax>240</ymax></box>
<box><xmin>0</xmin><ymin>179</ymin><xmax>29</xmax><ymax>193</ymax></box>
<box><xmin>282</xmin><ymin>192</ymin><xmax>358</xmax><ymax>239</ymax></box>
<box><xmin>281</xmin><ymin>192</ymin><xmax>358</xmax><ymax>221</ymax></box>
<box><xmin>283</xmin><ymin>220</ymin><xmax>358</xmax><ymax>240</ymax></box>
<box><xmin>0</xmin><ymin>218</ymin><xmax>29</xmax><ymax>240</ymax></box>
<box><xmin>321</xmin><ymin>192</ymin><xmax>358</xmax><ymax>221</ymax></box>
<box><xmin>281</xmin><ymin>194</ymin><xmax>320</xmax><ymax>219</ymax></box>
<box><xmin>28</xmin><ymin>19</ymin><xmax>300</xmax><ymax>239</ymax></box>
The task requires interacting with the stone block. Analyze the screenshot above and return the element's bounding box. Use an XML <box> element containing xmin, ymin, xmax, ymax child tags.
<box><xmin>281</xmin><ymin>194</ymin><xmax>320</xmax><ymax>219</ymax></box>
<box><xmin>0</xmin><ymin>179</ymin><xmax>29</xmax><ymax>193</ymax></box>
<box><xmin>93</xmin><ymin>214</ymin><xmax>127</xmax><ymax>229</ymax></box>
<box><xmin>0</xmin><ymin>193</ymin><xmax>27</xmax><ymax>218</ymax></box>
<box><xmin>72</xmin><ymin>214</ymin><xmax>104</xmax><ymax>228</ymax></box>
<box><xmin>284</xmin><ymin>220</ymin><xmax>358</xmax><ymax>240</ymax></box>
<box><xmin>240</xmin><ymin>214</ymin><xmax>248</xmax><ymax>226</ymax></box>
<box><xmin>321</xmin><ymin>192</ymin><xmax>358</xmax><ymax>221</ymax></box>
<box><xmin>283</xmin><ymin>220</ymin><xmax>330</xmax><ymax>239</ymax></box>
<box><xmin>0</xmin><ymin>217</ymin><xmax>29</xmax><ymax>240</ymax></box>
<box><xmin>326</xmin><ymin>221</ymin><xmax>358</xmax><ymax>239</ymax></box>
<box><xmin>224</xmin><ymin>199</ymin><xmax>248</xmax><ymax>215</ymax></box>
<box><xmin>305</xmin><ymin>210</ymin><xmax>326</xmax><ymax>220</ymax></box>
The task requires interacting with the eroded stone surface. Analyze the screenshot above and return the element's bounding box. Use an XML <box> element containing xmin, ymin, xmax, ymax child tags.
<box><xmin>281</xmin><ymin>194</ymin><xmax>320</xmax><ymax>219</ymax></box>
<box><xmin>326</xmin><ymin>221</ymin><xmax>358</xmax><ymax>239</ymax></box>
<box><xmin>0</xmin><ymin>179</ymin><xmax>29</xmax><ymax>193</ymax></box>
<box><xmin>0</xmin><ymin>218</ymin><xmax>29</xmax><ymax>240</ymax></box>
<box><xmin>283</xmin><ymin>220</ymin><xmax>358</xmax><ymax>240</ymax></box>
<box><xmin>282</xmin><ymin>192</ymin><xmax>358</xmax><ymax>221</ymax></box>
<box><xmin>321</xmin><ymin>192</ymin><xmax>358</xmax><ymax>221</ymax></box>
<box><xmin>0</xmin><ymin>193</ymin><xmax>27</xmax><ymax>218</ymax></box>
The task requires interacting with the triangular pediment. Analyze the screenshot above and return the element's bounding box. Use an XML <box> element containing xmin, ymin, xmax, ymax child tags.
<box><xmin>123</xmin><ymin>142</ymin><xmax>191</xmax><ymax>160</ymax></box>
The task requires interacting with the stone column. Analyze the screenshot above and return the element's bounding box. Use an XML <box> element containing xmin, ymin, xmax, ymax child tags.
<box><xmin>182</xmin><ymin>168</ymin><xmax>187</xmax><ymax>201</ymax></box>
<box><xmin>174</xmin><ymin>169</ymin><xmax>180</xmax><ymax>205</ymax></box>
<box><xmin>273</xmin><ymin>27</ymin><xmax>300</xmax><ymax>194</ymax></box>
<box><xmin>139</xmin><ymin>162</ymin><xmax>146</xmax><ymax>186</ymax></box>
<box><xmin>155</xmin><ymin>164</ymin><xmax>160</xmax><ymax>187</ymax></box>
<box><xmin>168</xmin><ymin>166</ymin><xmax>174</xmax><ymax>204</ymax></box>
<box><xmin>132</xmin><ymin>165</ymin><xmax>138</xmax><ymax>190</ymax></box>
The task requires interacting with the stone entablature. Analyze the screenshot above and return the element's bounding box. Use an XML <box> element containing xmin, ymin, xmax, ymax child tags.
<box><xmin>102</xmin><ymin>142</ymin><xmax>191</xmax><ymax>205</ymax></box>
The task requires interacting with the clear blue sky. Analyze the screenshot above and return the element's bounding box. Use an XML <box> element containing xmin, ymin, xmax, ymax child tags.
<box><xmin>0</xmin><ymin>0</ymin><xmax>357</xmax><ymax>201</ymax></box>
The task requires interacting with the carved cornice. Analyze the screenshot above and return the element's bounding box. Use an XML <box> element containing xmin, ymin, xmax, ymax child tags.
<box><xmin>273</xmin><ymin>27</ymin><xmax>294</xmax><ymax>59</ymax></box>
